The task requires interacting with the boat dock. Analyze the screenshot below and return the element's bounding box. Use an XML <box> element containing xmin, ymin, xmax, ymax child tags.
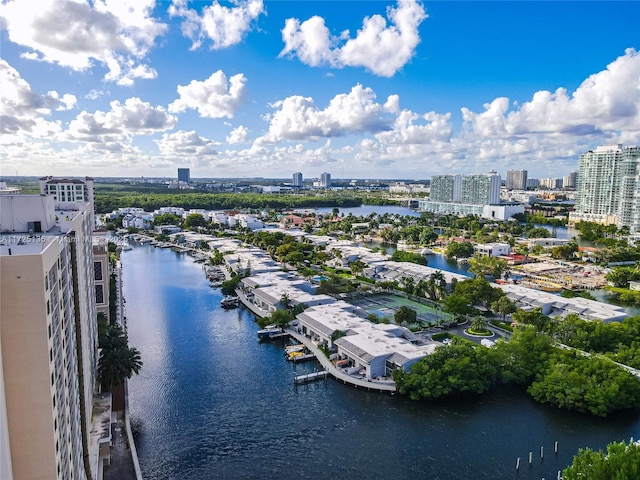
<box><xmin>294</xmin><ymin>371</ymin><xmax>328</xmax><ymax>384</ymax></box>
<box><xmin>291</xmin><ymin>353</ymin><xmax>316</xmax><ymax>363</ymax></box>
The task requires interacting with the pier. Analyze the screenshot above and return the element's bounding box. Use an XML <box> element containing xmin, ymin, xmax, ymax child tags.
<box><xmin>294</xmin><ymin>371</ymin><xmax>328</xmax><ymax>384</ymax></box>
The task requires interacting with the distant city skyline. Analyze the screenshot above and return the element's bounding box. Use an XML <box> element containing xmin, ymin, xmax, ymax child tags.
<box><xmin>1</xmin><ymin>1</ymin><xmax>638</xmax><ymax>179</ymax></box>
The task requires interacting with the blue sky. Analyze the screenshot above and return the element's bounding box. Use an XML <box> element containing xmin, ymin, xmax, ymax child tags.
<box><xmin>1</xmin><ymin>0</ymin><xmax>639</xmax><ymax>181</ymax></box>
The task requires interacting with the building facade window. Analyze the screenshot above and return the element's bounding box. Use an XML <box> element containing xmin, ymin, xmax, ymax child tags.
<box><xmin>95</xmin><ymin>285</ymin><xmax>104</xmax><ymax>305</ymax></box>
<box><xmin>93</xmin><ymin>261</ymin><xmax>103</xmax><ymax>281</ymax></box>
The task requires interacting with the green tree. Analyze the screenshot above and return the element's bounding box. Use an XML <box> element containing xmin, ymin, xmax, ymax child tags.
<box><xmin>445</xmin><ymin>241</ymin><xmax>475</xmax><ymax>260</ymax></box>
<box><xmin>280</xmin><ymin>293</ymin><xmax>291</xmax><ymax>309</ymax></box>
<box><xmin>444</xmin><ymin>293</ymin><xmax>472</xmax><ymax>320</ymax></box>
<box><xmin>470</xmin><ymin>316</ymin><xmax>489</xmax><ymax>333</ymax></box>
<box><xmin>184</xmin><ymin>213</ymin><xmax>208</xmax><ymax>230</ymax></box>
<box><xmin>495</xmin><ymin>324</ymin><xmax>553</xmax><ymax>385</ymax></box>
<box><xmin>512</xmin><ymin>307</ymin><xmax>551</xmax><ymax>332</ymax></box>
<box><xmin>98</xmin><ymin>324</ymin><xmax>143</xmax><ymax>391</ymax></box>
<box><xmin>430</xmin><ymin>270</ymin><xmax>447</xmax><ymax>299</ymax></box>
<box><xmin>258</xmin><ymin>309</ymin><xmax>293</xmax><ymax>328</ymax></box>
<box><xmin>526</xmin><ymin>226</ymin><xmax>552</xmax><ymax>238</ymax></box>
<box><xmin>562</xmin><ymin>440</ymin><xmax>640</xmax><ymax>480</ymax></box>
<box><xmin>221</xmin><ymin>276</ymin><xmax>242</xmax><ymax>296</ymax></box>
<box><xmin>491</xmin><ymin>296</ymin><xmax>517</xmax><ymax>320</ymax></box>
<box><xmin>528</xmin><ymin>349</ymin><xmax>640</xmax><ymax>416</ymax></box>
<box><xmin>468</xmin><ymin>255</ymin><xmax>508</xmax><ymax>279</ymax></box>
<box><xmin>394</xmin><ymin>306</ymin><xmax>417</xmax><ymax>325</ymax></box>
<box><xmin>153</xmin><ymin>213</ymin><xmax>183</xmax><ymax>226</ymax></box>
<box><xmin>350</xmin><ymin>259</ymin><xmax>366</xmax><ymax>276</ymax></box>
<box><xmin>394</xmin><ymin>342</ymin><xmax>498</xmax><ymax>400</ymax></box>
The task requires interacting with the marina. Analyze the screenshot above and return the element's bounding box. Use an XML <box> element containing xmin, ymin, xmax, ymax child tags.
<box><xmin>123</xmin><ymin>244</ymin><xmax>640</xmax><ymax>480</ymax></box>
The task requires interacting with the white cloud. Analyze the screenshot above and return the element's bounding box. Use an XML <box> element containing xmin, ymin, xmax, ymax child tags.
<box><xmin>156</xmin><ymin>130</ymin><xmax>219</xmax><ymax>156</ymax></box>
<box><xmin>169</xmin><ymin>0</ymin><xmax>265</xmax><ymax>50</ymax></box>
<box><xmin>0</xmin><ymin>0</ymin><xmax>167</xmax><ymax>86</ymax></box>
<box><xmin>226</xmin><ymin>125</ymin><xmax>249</xmax><ymax>144</ymax></box>
<box><xmin>280</xmin><ymin>0</ymin><xmax>427</xmax><ymax>77</ymax></box>
<box><xmin>259</xmin><ymin>84</ymin><xmax>396</xmax><ymax>143</ymax></box>
<box><xmin>462</xmin><ymin>48</ymin><xmax>640</xmax><ymax>139</ymax></box>
<box><xmin>169</xmin><ymin>71</ymin><xmax>247</xmax><ymax>118</ymax></box>
<box><xmin>375</xmin><ymin>110</ymin><xmax>452</xmax><ymax>144</ymax></box>
<box><xmin>65</xmin><ymin>97</ymin><xmax>177</xmax><ymax>150</ymax></box>
<box><xmin>0</xmin><ymin>59</ymin><xmax>73</xmax><ymax>135</ymax></box>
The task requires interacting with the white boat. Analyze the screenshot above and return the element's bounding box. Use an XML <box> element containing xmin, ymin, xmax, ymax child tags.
<box><xmin>284</xmin><ymin>344</ymin><xmax>305</xmax><ymax>355</ymax></box>
<box><xmin>257</xmin><ymin>324</ymin><xmax>283</xmax><ymax>340</ymax></box>
<box><xmin>220</xmin><ymin>295</ymin><xmax>239</xmax><ymax>309</ymax></box>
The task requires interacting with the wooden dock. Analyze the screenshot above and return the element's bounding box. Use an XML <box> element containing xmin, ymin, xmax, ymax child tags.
<box><xmin>294</xmin><ymin>371</ymin><xmax>328</xmax><ymax>384</ymax></box>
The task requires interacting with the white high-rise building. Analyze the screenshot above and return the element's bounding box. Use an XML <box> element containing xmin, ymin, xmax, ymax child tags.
<box><xmin>420</xmin><ymin>170</ymin><xmax>522</xmax><ymax>220</ymax></box>
<box><xmin>506</xmin><ymin>170</ymin><xmax>528</xmax><ymax>190</ymax></box>
<box><xmin>429</xmin><ymin>175</ymin><xmax>462</xmax><ymax>203</ymax></box>
<box><xmin>320</xmin><ymin>172</ymin><xmax>331</xmax><ymax>188</ymax></box>
<box><xmin>460</xmin><ymin>171</ymin><xmax>501</xmax><ymax>205</ymax></box>
<box><xmin>292</xmin><ymin>172</ymin><xmax>303</xmax><ymax>188</ymax></box>
<box><xmin>563</xmin><ymin>171</ymin><xmax>578</xmax><ymax>189</ymax></box>
<box><xmin>569</xmin><ymin>145</ymin><xmax>640</xmax><ymax>230</ymax></box>
<box><xmin>0</xmin><ymin>193</ymin><xmax>99</xmax><ymax>479</ymax></box>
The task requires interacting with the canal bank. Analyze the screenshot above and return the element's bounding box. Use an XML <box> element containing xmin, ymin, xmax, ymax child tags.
<box><xmin>123</xmin><ymin>244</ymin><xmax>640</xmax><ymax>480</ymax></box>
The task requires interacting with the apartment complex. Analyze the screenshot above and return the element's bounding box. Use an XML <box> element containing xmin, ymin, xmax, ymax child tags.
<box><xmin>419</xmin><ymin>170</ymin><xmax>521</xmax><ymax>220</ymax></box>
<box><xmin>569</xmin><ymin>145</ymin><xmax>640</xmax><ymax>230</ymax></box>
<box><xmin>0</xmin><ymin>193</ymin><xmax>99</xmax><ymax>479</ymax></box>
<box><xmin>506</xmin><ymin>169</ymin><xmax>528</xmax><ymax>190</ymax></box>
<box><xmin>429</xmin><ymin>174</ymin><xmax>462</xmax><ymax>203</ymax></box>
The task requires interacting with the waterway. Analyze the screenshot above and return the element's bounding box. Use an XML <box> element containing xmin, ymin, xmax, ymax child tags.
<box><xmin>123</xmin><ymin>245</ymin><xmax>639</xmax><ymax>480</ymax></box>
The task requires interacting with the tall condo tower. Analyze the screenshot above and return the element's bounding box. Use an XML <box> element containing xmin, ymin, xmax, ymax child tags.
<box><xmin>0</xmin><ymin>193</ymin><xmax>98</xmax><ymax>479</ymax></box>
<box><xmin>506</xmin><ymin>170</ymin><xmax>528</xmax><ymax>190</ymax></box>
<box><xmin>570</xmin><ymin>145</ymin><xmax>640</xmax><ymax>230</ymax></box>
<box><xmin>292</xmin><ymin>172</ymin><xmax>303</xmax><ymax>188</ymax></box>
<box><xmin>177</xmin><ymin>168</ymin><xmax>191</xmax><ymax>184</ymax></box>
<box><xmin>320</xmin><ymin>172</ymin><xmax>331</xmax><ymax>188</ymax></box>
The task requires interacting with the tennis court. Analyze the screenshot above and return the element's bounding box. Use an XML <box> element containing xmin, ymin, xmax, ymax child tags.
<box><xmin>348</xmin><ymin>293</ymin><xmax>452</xmax><ymax>325</ymax></box>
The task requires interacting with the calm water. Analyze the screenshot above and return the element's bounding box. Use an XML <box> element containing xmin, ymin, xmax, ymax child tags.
<box><xmin>123</xmin><ymin>245</ymin><xmax>639</xmax><ymax>480</ymax></box>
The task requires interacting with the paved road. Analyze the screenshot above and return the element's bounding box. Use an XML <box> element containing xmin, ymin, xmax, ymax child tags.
<box><xmin>104</xmin><ymin>417</ymin><xmax>137</xmax><ymax>480</ymax></box>
<box><xmin>417</xmin><ymin>318</ymin><xmax>511</xmax><ymax>345</ymax></box>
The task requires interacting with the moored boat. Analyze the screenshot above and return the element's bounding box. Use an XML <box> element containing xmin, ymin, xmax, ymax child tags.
<box><xmin>221</xmin><ymin>295</ymin><xmax>239</xmax><ymax>308</ymax></box>
<box><xmin>257</xmin><ymin>324</ymin><xmax>283</xmax><ymax>340</ymax></box>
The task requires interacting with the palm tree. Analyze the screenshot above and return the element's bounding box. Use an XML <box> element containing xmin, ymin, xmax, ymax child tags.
<box><xmin>491</xmin><ymin>295</ymin><xmax>517</xmax><ymax>321</ymax></box>
<box><xmin>280</xmin><ymin>293</ymin><xmax>291</xmax><ymax>309</ymax></box>
<box><xmin>98</xmin><ymin>324</ymin><xmax>143</xmax><ymax>391</ymax></box>
<box><xmin>430</xmin><ymin>270</ymin><xmax>447</xmax><ymax>299</ymax></box>
<box><xmin>471</xmin><ymin>316</ymin><xmax>489</xmax><ymax>333</ymax></box>
<box><xmin>401</xmin><ymin>276</ymin><xmax>415</xmax><ymax>295</ymax></box>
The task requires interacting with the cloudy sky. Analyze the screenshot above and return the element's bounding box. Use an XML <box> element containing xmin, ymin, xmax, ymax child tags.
<box><xmin>1</xmin><ymin>0</ymin><xmax>639</xmax><ymax>181</ymax></box>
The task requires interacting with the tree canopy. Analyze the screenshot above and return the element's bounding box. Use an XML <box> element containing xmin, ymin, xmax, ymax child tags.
<box><xmin>445</xmin><ymin>241</ymin><xmax>475</xmax><ymax>260</ymax></box>
<box><xmin>394</xmin><ymin>341</ymin><xmax>497</xmax><ymax>400</ymax></box>
<box><xmin>562</xmin><ymin>440</ymin><xmax>640</xmax><ymax>480</ymax></box>
<box><xmin>98</xmin><ymin>323</ymin><xmax>143</xmax><ymax>391</ymax></box>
